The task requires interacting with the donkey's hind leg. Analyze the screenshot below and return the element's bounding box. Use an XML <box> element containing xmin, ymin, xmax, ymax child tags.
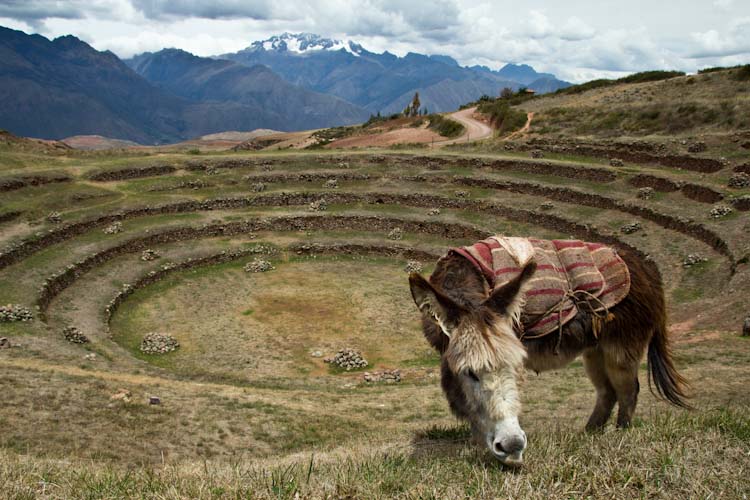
<box><xmin>583</xmin><ymin>347</ymin><xmax>617</xmax><ymax>431</ymax></box>
<box><xmin>604</xmin><ymin>355</ymin><xmax>640</xmax><ymax>428</ymax></box>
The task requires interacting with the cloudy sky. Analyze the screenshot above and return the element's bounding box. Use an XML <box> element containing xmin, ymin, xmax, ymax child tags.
<box><xmin>1</xmin><ymin>0</ymin><xmax>749</xmax><ymax>82</ymax></box>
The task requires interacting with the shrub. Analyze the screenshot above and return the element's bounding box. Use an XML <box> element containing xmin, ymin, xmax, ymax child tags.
<box><xmin>477</xmin><ymin>100</ymin><xmax>527</xmax><ymax>133</ymax></box>
<box><xmin>427</xmin><ymin>114</ymin><xmax>465</xmax><ymax>138</ymax></box>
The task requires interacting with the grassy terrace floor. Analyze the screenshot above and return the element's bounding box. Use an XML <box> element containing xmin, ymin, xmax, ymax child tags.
<box><xmin>1</xmin><ymin>146</ymin><xmax>749</xmax><ymax>498</ymax></box>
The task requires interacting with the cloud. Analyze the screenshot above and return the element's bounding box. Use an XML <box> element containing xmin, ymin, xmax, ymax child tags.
<box><xmin>1</xmin><ymin>0</ymin><xmax>749</xmax><ymax>82</ymax></box>
<box><xmin>689</xmin><ymin>17</ymin><xmax>750</xmax><ymax>58</ymax></box>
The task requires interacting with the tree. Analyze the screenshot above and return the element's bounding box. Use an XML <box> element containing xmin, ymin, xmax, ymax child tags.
<box><xmin>403</xmin><ymin>92</ymin><xmax>421</xmax><ymax>117</ymax></box>
<box><xmin>500</xmin><ymin>87</ymin><xmax>514</xmax><ymax>99</ymax></box>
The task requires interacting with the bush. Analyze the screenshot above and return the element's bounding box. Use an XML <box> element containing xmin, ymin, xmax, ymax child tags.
<box><xmin>477</xmin><ymin>101</ymin><xmax>527</xmax><ymax>133</ymax></box>
<box><xmin>556</xmin><ymin>70</ymin><xmax>685</xmax><ymax>96</ymax></box>
<box><xmin>427</xmin><ymin>115</ymin><xmax>465</xmax><ymax>138</ymax></box>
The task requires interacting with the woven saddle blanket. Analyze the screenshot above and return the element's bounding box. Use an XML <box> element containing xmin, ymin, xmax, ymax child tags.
<box><xmin>451</xmin><ymin>236</ymin><xmax>631</xmax><ymax>338</ymax></box>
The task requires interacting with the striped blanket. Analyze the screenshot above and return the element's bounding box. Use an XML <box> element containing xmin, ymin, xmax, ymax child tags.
<box><xmin>451</xmin><ymin>236</ymin><xmax>631</xmax><ymax>338</ymax></box>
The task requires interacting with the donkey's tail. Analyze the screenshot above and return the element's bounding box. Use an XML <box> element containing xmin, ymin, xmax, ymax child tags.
<box><xmin>647</xmin><ymin>316</ymin><xmax>691</xmax><ymax>408</ymax></box>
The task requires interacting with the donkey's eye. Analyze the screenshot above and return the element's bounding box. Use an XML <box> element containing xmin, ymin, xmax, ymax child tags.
<box><xmin>465</xmin><ymin>369</ymin><xmax>480</xmax><ymax>383</ymax></box>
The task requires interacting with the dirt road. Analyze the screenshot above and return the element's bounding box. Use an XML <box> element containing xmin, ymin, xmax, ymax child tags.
<box><xmin>431</xmin><ymin>106</ymin><xmax>494</xmax><ymax>147</ymax></box>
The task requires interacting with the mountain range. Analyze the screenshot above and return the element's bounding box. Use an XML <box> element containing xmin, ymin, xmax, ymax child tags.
<box><xmin>0</xmin><ymin>27</ymin><xmax>570</xmax><ymax>144</ymax></box>
<box><xmin>220</xmin><ymin>33</ymin><xmax>570</xmax><ymax>114</ymax></box>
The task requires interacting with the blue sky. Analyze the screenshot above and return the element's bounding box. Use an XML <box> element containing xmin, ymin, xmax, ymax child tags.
<box><xmin>1</xmin><ymin>0</ymin><xmax>749</xmax><ymax>82</ymax></box>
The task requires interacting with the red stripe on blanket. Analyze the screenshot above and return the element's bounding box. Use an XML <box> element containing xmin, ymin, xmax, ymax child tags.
<box><xmin>565</xmin><ymin>262</ymin><xmax>596</xmax><ymax>271</ymax></box>
<box><xmin>553</xmin><ymin>240</ymin><xmax>586</xmax><ymax>249</ymax></box>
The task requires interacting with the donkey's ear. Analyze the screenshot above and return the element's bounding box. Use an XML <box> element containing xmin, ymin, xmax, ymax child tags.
<box><xmin>409</xmin><ymin>272</ymin><xmax>465</xmax><ymax>337</ymax></box>
<box><xmin>482</xmin><ymin>261</ymin><xmax>537</xmax><ymax>315</ymax></box>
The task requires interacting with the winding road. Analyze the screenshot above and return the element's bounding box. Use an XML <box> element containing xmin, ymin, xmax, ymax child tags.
<box><xmin>431</xmin><ymin>106</ymin><xmax>494</xmax><ymax>147</ymax></box>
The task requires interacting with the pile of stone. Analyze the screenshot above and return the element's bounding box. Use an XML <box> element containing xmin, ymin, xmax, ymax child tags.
<box><xmin>364</xmin><ymin>369</ymin><xmax>401</xmax><ymax>383</ymax></box>
<box><xmin>309</xmin><ymin>199</ymin><xmax>327</xmax><ymax>212</ymax></box>
<box><xmin>709</xmin><ymin>205</ymin><xmax>733</xmax><ymax>219</ymax></box>
<box><xmin>46</xmin><ymin>211</ymin><xmax>62</xmax><ymax>223</ymax></box>
<box><xmin>404</xmin><ymin>261</ymin><xmax>423</xmax><ymax>273</ymax></box>
<box><xmin>687</xmin><ymin>141</ymin><xmax>707</xmax><ymax>153</ymax></box>
<box><xmin>140</xmin><ymin>332</ymin><xmax>179</xmax><ymax>355</ymax></box>
<box><xmin>62</xmin><ymin>326</ymin><xmax>89</xmax><ymax>344</ymax></box>
<box><xmin>743</xmin><ymin>316</ymin><xmax>750</xmax><ymax>337</ymax></box>
<box><xmin>539</xmin><ymin>201</ymin><xmax>554</xmax><ymax>211</ymax></box>
<box><xmin>530</xmin><ymin>150</ymin><xmax>544</xmax><ymax>159</ymax></box>
<box><xmin>323</xmin><ymin>179</ymin><xmax>339</xmax><ymax>189</ymax></box>
<box><xmin>244</xmin><ymin>258</ymin><xmax>274</xmax><ymax>273</ymax></box>
<box><xmin>141</xmin><ymin>249</ymin><xmax>159</xmax><ymax>261</ymax></box>
<box><xmin>427</xmin><ymin>208</ymin><xmax>441</xmax><ymax>216</ymax></box>
<box><xmin>620</xmin><ymin>222</ymin><xmax>642</xmax><ymax>234</ymax></box>
<box><xmin>252</xmin><ymin>182</ymin><xmax>266</xmax><ymax>192</ymax></box>
<box><xmin>728</xmin><ymin>173</ymin><xmax>750</xmax><ymax>188</ymax></box>
<box><xmin>205</xmin><ymin>166</ymin><xmax>218</xmax><ymax>175</ymax></box>
<box><xmin>103</xmin><ymin>221</ymin><xmax>122</xmax><ymax>234</ymax></box>
<box><xmin>0</xmin><ymin>304</ymin><xmax>33</xmax><ymax>322</ymax></box>
<box><xmin>325</xmin><ymin>348</ymin><xmax>368</xmax><ymax>371</ymax></box>
<box><xmin>609</xmin><ymin>158</ymin><xmax>624</xmax><ymax>167</ymax></box>
<box><xmin>0</xmin><ymin>337</ymin><xmax>11</xmax><ymax>349</ymax></box>
<box><xmin>387</xmin><ymin>227</ymin><xmax>403</xmax><ymax>240</ymax></box>
<box><xmin>683</xmin><ymin>254</ymin><xmax>708</xmax><ymax>268</ymax></box>
<box><xmin>637</xmin><ymin>187</ymin><xmax>655</xmax><ymax>200</ymax></box>
<box><xmin>454</xmin><ymin>190</ymin><xmax>469</xmax><ymax>198</ymax></box>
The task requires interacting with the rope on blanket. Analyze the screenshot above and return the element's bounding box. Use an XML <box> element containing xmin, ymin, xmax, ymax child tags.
<box><xmin>520</xmin><ymin>289</ymin><xmax>615</xmax><ymax>355</ymax></box>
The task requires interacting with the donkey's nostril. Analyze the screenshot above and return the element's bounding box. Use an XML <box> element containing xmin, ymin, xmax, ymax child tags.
<box><xmin>495</xmin><ymin>436</ymin><xmax>525</xmax><ymax>455</ymax></box>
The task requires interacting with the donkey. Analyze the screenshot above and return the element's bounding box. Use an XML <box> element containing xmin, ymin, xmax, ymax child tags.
<box><xmin>409</xmin><ymin>241</ymin><xmax>689</xmax><ymax>467</ymax></box>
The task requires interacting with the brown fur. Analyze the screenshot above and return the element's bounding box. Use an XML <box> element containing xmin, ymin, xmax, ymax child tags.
<box><xmin>418</xmin><ymin>248</ymin><xmax>689</xmax><ymax>430</ymax></box>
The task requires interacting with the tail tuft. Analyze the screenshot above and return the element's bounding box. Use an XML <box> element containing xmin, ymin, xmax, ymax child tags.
<box><xmin>647</xmin><ymin>318</ymin><xmax>691</xmax><ymax>409</ymax></box>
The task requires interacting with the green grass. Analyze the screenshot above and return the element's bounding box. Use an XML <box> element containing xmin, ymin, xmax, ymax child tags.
<box><xmin>427</xmin><ymin>115</ymin><xmax>465</xmax><ymax>138</ymax></box>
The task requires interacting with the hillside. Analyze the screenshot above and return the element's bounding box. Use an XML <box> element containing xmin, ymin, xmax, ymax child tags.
<box><xmin>517</xmin><ymin>68</ymin><xmax>750</xmax><ymax>139</ymax></box>
<box><xmin>220</xmin><ymin>33</ymin><xmax>570</xmax><ymax>114</ymax></box>
<box><xmin>126</xmin><ymin>49</ymin><xmax>370</xmax><ymax>131</ymax></box>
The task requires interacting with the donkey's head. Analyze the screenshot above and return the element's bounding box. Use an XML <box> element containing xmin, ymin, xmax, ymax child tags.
<box><xmin>409</xmin><ymin>262</ymin><xmax>536</xmax><ymax>466</ymax></box>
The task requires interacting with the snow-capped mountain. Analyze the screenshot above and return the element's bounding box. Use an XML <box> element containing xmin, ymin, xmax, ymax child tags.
<box><xmin>249</xmin><ymin>33</ymin><xmax>364</xmax><ymax>57</ymax></box>
<box><xmin>221</xmin><ymin>34</ymin><xmax>570</xmax><ymax>115</ymax></box>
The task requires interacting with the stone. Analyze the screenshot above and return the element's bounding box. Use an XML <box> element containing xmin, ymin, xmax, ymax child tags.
<box><xmin>252</xmin><ymin>182</ymin><xmax>266</xmax><ymax>192</ymax></box>
<box><xmin>103</xmin><ymin>221</ymin><xmax>122</xmax><ymax>234</ymax></box>
<box><xmin>387</xmin><ymin>227</ymin><xmax>403</xmax><ymax>240</ymax></box>
<box><xmin>0</xmin><ymin>337</ymin><xmax>10</xmax><ymax>349</ymax></box>
<box><xmin>687</xmin><ymin>141</ymin><xmax>707</xmax><ymax>153</ymax></box>
<box><xmin>427</xmin><ymin>208</ymin><xmax>441</xmax><ymax>216</ymax></box>
<box><xmin>325</xmin><ymin>348</ymin><xmax>368</xmax><ymax>371</ymax></box>
<box><xmin>609</xmin><ymin>158</ymin><xmax>624</xmax><ymax>167</ymax></box>
<box><xmin>743</xmin><ymin>316</ymin><xmax>750</xmax><ymax>337</ymax></box>
<box><xmin>709</xmin><ymin>205</ymin><xmax>733</xmax><ymax>219</ymax></box>
<box><xmin>728</xmin><ymin>173</ymin><xmax>750</xmax><ymax>189</ymax></box>
<box><xmin>454</xmin><ymin>190</ymin><xmax>469</xmax><ymax>198</ymax></box>
<box><xmin>539</xmin><ymin>201</ymin><xmax>554</xmax><ymax>211</ymax></box>
<box><xmin>363</xmin><ymin>369</ymin><xmax>402</xmax><ymax>383</ymax></box>
<box><xmin>62</xmin><ymin>326</ymin><xmax>89</xmax><ymax>344</ymax></box>
<box><xmin>84</xmin><ymin>353</ymin><xmax>96</xmax><ymax>361</ymax></box>
<box><xmin>620</xmin><ymin>222</ymin><xmax>643</xmax><ymax>234</ymax></box>
<box><xmin>323</xmin><ymin>179</ymin><xmax>339</xmax><ymax>189</ymax></box>
<box><xmin>404</xmin><ymin>260</ymin><xmax>423</xmax><ymax>273</ymax></box>
<box><xmin>682</xmin><ymin>254</ymin><xmax>708</xmax><ymax>268</ymax></box>
<box><xmin>140</xmin><ymin>332</ymin><xmax>179</xmax><ymax>355</ymax></box>
<box><xmin>149</xmin><ymin>396</ymin><xmax>161</xmax><ymax>405</ymax></box>
<box><xmin>310</xmin><ymin>350</ymin><xmax>323</xmax><ymax>358</ymax></box>
<box><xmin>46</xmin><ymin>211</ymin><xmax>62</xmax><ymax>223</ymax></box>
<box><xmin>530</xmin><ymin>150</ymin><xmax>544</xmax><ymax>159</ymax></box>
<box><xmin>637</xmin><ymin>187</ymin><xmax>655</xmax><ymax>200</ymax></box>
<box><xmin>141</xmin><ymin>249</ymin><xmax>159</xmax><ymax>261</ymax></box>
<box><xmin>308</xmin><ymin>199</ymin><xmax>327</xmax><ymax>212</ymax></box>
<box><xmin>244</xmin><ymin>258</ymin><xmax>274</xmax><ymax>273</ymax></box>
<box><xmin>0</xmin><ymin>304</ymin><xmax>33</xmax><ymax>322</ymax></box>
